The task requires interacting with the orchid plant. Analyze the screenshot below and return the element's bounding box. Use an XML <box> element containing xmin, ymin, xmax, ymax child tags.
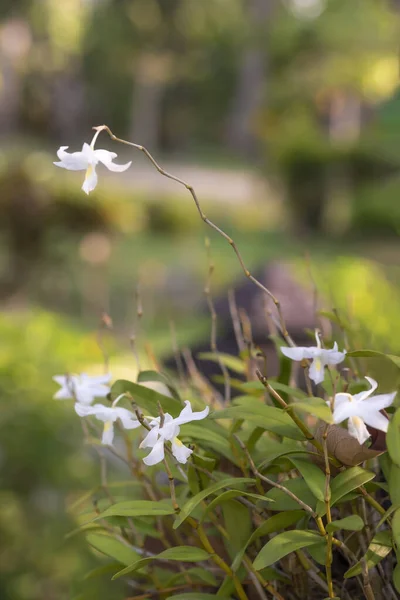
<box><xmin>54</xmin><ymin>128</ymin><xmax>131</xmax><ymax>194</ymax></box>
<box><xmin>53</xmin><ymin>127</ymin><xmax>400</xmax><ymax>600</ymax></box>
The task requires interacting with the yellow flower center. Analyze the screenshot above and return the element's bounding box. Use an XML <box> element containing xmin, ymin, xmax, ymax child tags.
<box><xmin>85</xmin><ymin>164</ymin><xmax>94</xmax><ymax>182</ymax></box>
<box><xmin>173</xmin><ymin>437</ymin><xmax>183</xmax><ymax>446</ymax></box>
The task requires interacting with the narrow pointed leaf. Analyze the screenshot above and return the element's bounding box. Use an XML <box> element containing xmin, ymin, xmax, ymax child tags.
<box><xmin>347</xmin><ymin>350</ymin><xmax>400</xmax><ymax>369</ymax></box>
<box><xmin>86</xmin><ymin>532</ymin><xmax>140</xmax><ymax>566</ymax></box>
<box><xmin>387</xmin><ymin>408</ymin><xmax>400</xmax><ymax>467</ymax></box>
<box><xmin>266</xmin><ymin>478</ymin><xmax>317</xmax><ymax>512</ymax></box>
<box><xmin>317</xmin><ymin>467</ymin><xmax>375</xmax><ymax>514</ymax></box>
<box><xmin>344</xmin><ymin>531</ymin><xmax>392</xmax><ymax>578</ymax></box>
<box><xmin>113</xmin><ymin>546</ymin><xmax>211</xmax><ymax>579</ymax></box>
<box><xmin>210</xmin><ymin>398</ymin><xmax>305</xmax><ymax>440</ymax></box>
<box><xmin>288</xmin><ymin>456</ymin><xmax>328</xmax><ymax>502</ymax></box>
<box><xmin>294</xmin><ymin>400</ymin><xmax>333</xmax><ymax>423</ymax></box>
<box><xmin>111</xmin><ymin>379</ymin><xmax>181</xmax><ymax>416</ymax></box>
<box><xmin>168</xmin><ymin>595</ymin><xmax>233</xmax><ymax>600</ymax></box>
<box><xmin>174</xmin><ymin>477</ymin><xmax>254</xmax><ymax>529</ymax></box>
<box><xmin>326</xmin><ymin>515</ymin><xmax>364</xmax><ymax>533</ymax></box>
<box><xmin>253</xmin><ymin>530</ymin><xmax>323</xmax><ymax>570</ymax></box>
<box><xmin>231</xmin><ymin>510</ymin><xmax>305</xmax><ymax>572</ymax></box>
<box><xmin>98</xmin><ymin>500</ymin><xmax>174</xmax><ymax>519</ymax></box>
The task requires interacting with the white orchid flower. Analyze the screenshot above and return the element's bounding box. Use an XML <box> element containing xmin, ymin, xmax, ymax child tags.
<box><xmin>140</xmin><ymin>401</ymin><xmax>209</xmax><ymax>466</ymax></box>
<box><xmin>75</xmin><ymin>394</ymin><xmax>140</xmax><ymax>446</ymax></box>
<box><xmin>280</xmin><ymin>331</ymin><xmax>346</xmax><ymax>385</ymax></box>
<box><xmin>54</xmin><ymin>128</ymin><xmax>132</xmax><ymax>194</ymax></box>
<box><xmin>53</xmin><ymin>373</ymin><xmax>111</xmax><ymax>405</ymax></box>
<box><xmin>331</xmin><ymin>376</ymin><xmax>396</xmax><ymax>445</ymax></box>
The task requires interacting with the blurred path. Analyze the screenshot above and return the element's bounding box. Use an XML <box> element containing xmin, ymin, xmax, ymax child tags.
<box><xmin>116</xmin><ymin>160</ymin><xmax>272</xmax><ymax>205</ymax></box>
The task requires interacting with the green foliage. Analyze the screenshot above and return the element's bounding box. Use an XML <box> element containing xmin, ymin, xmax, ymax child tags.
<box><xmin>253</xmin><ymin>530</ymin><xmax>323</xmax><ymax>571</ymax></box>
<box><xmin>344</xmin><ymin>531</ymin><xmax>393</xmax><ymax>578</ymax></box>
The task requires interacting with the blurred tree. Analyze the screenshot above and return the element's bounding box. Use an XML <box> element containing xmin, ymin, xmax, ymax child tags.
<box><xmin>225</xmin><ymin>0</ymin><xmax>272</xmax><ymax>156</ymax></box>
<box><xmin>262</xmin><ymin>0</ymin><xmax>400</xmax><ymax>234</ymax></box>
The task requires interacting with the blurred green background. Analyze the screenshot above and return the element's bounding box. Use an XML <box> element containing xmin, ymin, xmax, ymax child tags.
<box><xmin>1</xmin><ymin>0</ymin><xmax>400</xmax><ymax>598</ymax></box>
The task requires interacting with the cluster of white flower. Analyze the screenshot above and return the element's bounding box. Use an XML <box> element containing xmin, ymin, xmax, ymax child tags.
<box><xmin>53</xmin><ymin>135</ymin><xmax>396</xmax><ymax>451</ymax></box>
<box><xmin>281</xmin><ymin>333</ymin><xmax>397</xmax><ymax>445</ymax></box>
<box><xmin>53</xmin><ymin>374</ymin><xmax>209</xmax><ymax>465</ymax></box>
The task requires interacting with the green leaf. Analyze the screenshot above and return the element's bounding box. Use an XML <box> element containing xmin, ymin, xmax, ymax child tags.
<box><xmin>167</xmin><ymin>595</ymin><xmax>233</xmax><ymax>600</ymax></box>
<box><xmin>317</xmin><ymin>467</ymin><xmax>375</xmax><ymax>514</ymax></box>
<box><xmin>262</xmin><ymin>381</ymin><xmax>309</xmax><ymax>400</ymax></box>
<box><xmin>83</xmin><ymin>563</ymin><xmax>121</xmax><ymax>580</ymax></box>
<box><xmin>347</xmin><ymin>350</ymin><xmax>400</xmax><ymax>369</ymax></box>
<box><xmin>231</xmin><ymin>510</ymin><xmax>305</xmax><ymax>572</ymax></box>
<box><xmin>389</xmin><ymin>462</ymin><xmax>400</xmax><ymax>506</ymax></box>
<box><xmin>288</xmin><ymin>456</ymin><xmax>328</xmax><ymax>502</ymax></box>
<box><xmin>210</xmin><ymin>398</ymin><xmax>305</xmax><ymax>440</ymax></box>
<box><xmin>86</xmin><ymin>532</ymin><xmax>140</xmax><ymax>567</ymax></box>
<box><xmin>166</xmin><ymin>567</ymin><xmax>218</xmax><ymax>587</ymax></box>
<box><xmin>266</xmin><ymin>478</ymin><xmax>317</xmax><ymax>512</ymax></box>
<box><xmin>344</xmin><ymin>531</ymin><xmax>393</xmax><ymax>578</ymax></box>
<box><xmin>256</xmin><ymin>440</ymin><xmax>304</xmax><ymax>470</ymax></box>
<box><xmin>174</xmin><ymin>477</ymin><xmax>254</xmax><ymax>529</ymax></box>
<box><xmin>113</xmin><ymin>546</ymin><xmax>211</xmax><ymax>579</ymax></box>
<box><xmin>271</xmin><ymin>334</ymin><xmax>292</xmax><ymax>405</ymax></box>
<box><xmin>392</xmin><ymin>508</ymin><xmax>400</xmax><ymax>549</ymax></box>
<box><xmin>137</xmin><ymin>370</ymin><xmax>180</xmax><ymax>400</ymax></box>
<box><xmin>307</xmin><ymin>542</ymin><xmax>326</xmax><ymax>565</ymax></box>
<box><xmin>293</xmin><ymin>399</ymin><xmax>333</xmax><ymax>424</ymax></box>
<box><xmin>98</xmin><ymin>500</ymin><xmax>174</xmax><ymax>519</ymax></box>
<box><xmin>203</xmin><ymin>489</ymin><xmax>272</xmax><ymax>520</ymax></box>
<box><xmin>326</xmin><ymin>515</ymin><xmax>364</xmax><ymax>533</ymax></box>
<box><xmin>222</xmin><ymin>500</ymin><xmax>252</xmax><ymax>560</ymax></box>
<box><xmin>180</xmin><ymin>423</ymin><xmax>236</xmax><ymax>462</ymax></box>
<box><xmin>253</xmin><ymin>530</ymin><xmax>323</xmax><ymax>570</ymax></box>
<box><xmin>374</xmin><ymin>504</ymin><xmax>398</xmax><ymax>531</ymax></box>
<box><xmin>111</xmin><ymin>379</ymin><xmax>181</xmax><ymax>417</ymax></box>
<box><xmin>393</xmin><ymin>564</ymin><xmax>400</xmax><ymax>594</ymax></box>
<box><xmin>197</xmin><ymin>352</ymin><xmax>246</xmax><ymax>374</ymax></box>
<box><xmin>387</xmin><ymin>408</ymin><xmax>400</xmax><ymax>467</ymax></box>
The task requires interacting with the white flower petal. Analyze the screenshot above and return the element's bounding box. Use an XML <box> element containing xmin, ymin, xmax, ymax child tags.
<box><xmin>82</xmin><ymin>164</ymin><xmax>98</xmax><ymax>195</ymax></box>
<box><xmin>74</xmin><ymin>403</ymin><xmax>98</xmax><ymax>417</ymax></box>
<box><xmin>359</xmin><ymin>409</ymin><xmax>390</xmax><ymax>433</ymax></box>
<box><xmin>114</xmin><ymin>407</ymin><xmax>140</xmax><ymax>430</ymax></box>
<box><xmin>94</xmin><ymin>149</ymin><xmax>132</xmax><ymax>172</ymax></box>
<box><xmin>139</xmin><ymin>426</ymin><xmax>160</xmax><ymax>449</ymax></box>
<box><xmin>348</xmin><ymin>416</ymin><xmax>370</xmax><ymax>445</ymax></box>
<box><xmin>171</xmin><ymin>437</ymin><xmax>192</xmax><ymax>464</ymax></box>
<box><xmin>101</xmin><ymin>421</ymin><xmax>114</xmax><ymax>445</ymax></box>
<box><xmin>308</xmin><ymin>358</ymin><xmax>325</xmax><ymax>385</ymax></box>
<box><xmin>280</xmin><ymin>346</ymin><xmax>307</xmax><ymax>361</ymax></box>
<box><xmin>54</xmin><ymin>388</ymin><xmax>73</xmax><ymax>400</ymax></box>
<box><xmin>353</xmin><ymin>377</ymin><xmax>378</xmax><ymax>403</ymax></box>
<box><xmin>174</xmin><ymin>401</ymin><xmax>210</xmax><ymax>426</ymax></box>
<box><xmin>81</xmin><ymin>373</ymin><xmax>112</xmax><ymax>386</ymax></box>
<box><xmin>54</xmin><ymin>147</ymin><xmax>89</xmax><ymax>171</ymax></box>
<box><xmin>143</xmin><ymin>439</ymin><xmax>165</xmax><ymax>466</ymax></box>
<box><xmin>322</xmin><ymin>347</ymin><xmax>346</xmax><ymax>365</ymax></box>
<box><xmin>362</xmin><ymin>391</ymin><xmax>397</xmax><ymax>412</ymax></box>
<box><xmin>75</xmin><ymin>390</ymin><xmax>96</xmax><ymax>405</ymax></box>
<box><xmin>332</xmin><ymin>393</ymin><xmax>357</xmax><ymax>423</ymax></box>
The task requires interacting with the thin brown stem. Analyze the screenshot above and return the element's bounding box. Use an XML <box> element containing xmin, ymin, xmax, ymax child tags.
<box><xmin>228</xmin><ymin>289</ymin><xmax>246</xmax><ymax>353</ymax></box>
<box><xmin>234</xmin><ymin>434</ymin><xmax>317</xmax><ymax>518</ymax></box>
<box><xmin>322</xmin><ymin>424</ymin><xmax>334</xmax><ymax>598</ymax></box>
<box><xmin>95</xmin><ymin>124</ymin><xmax>294</xmax><ymax>346</ymax></box>
<box><xmin>255</xmin><ymin>369</ymin><xmax>326</xmax><ymax>455</ymax></box>
<box><xmin>204</xmin><ymin>237</ymin><xmax>231</xmax><ymax>403</ymax></box>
